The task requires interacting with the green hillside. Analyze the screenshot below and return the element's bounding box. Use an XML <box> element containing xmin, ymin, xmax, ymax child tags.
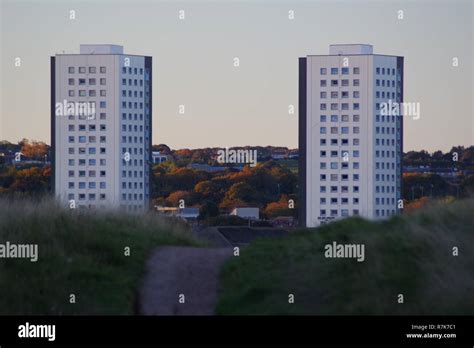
<box><xmin>0</xmin><ymin>197</ymin><xmax>200</xmax><ymax>315</ymax></box>
<box><xmin>217</xmin><ymin>200</ymin><xmax>474</xmax><ymax>315</ymax></box>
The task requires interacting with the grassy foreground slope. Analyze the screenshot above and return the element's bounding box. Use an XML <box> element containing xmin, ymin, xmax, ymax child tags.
<box><xmin>0</xmin><ymin>198</ymin><xmax>200</xmax><ymax>315</ymax></box>
<box><xmin>217</xmin><ymin>200</ymin><xmax>474</xmax><ymax>315</ymax></box>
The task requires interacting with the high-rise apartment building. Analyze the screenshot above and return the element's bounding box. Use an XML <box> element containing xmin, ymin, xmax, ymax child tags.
<box><xmin>299</xmin><ymin>44</ymin><xmax>403</xmax><ymax>227</ymax></box>
<box><xmin>51</xmin><ymin>44</ymin><xmax>152</xmax><ymax>211</ymax></box>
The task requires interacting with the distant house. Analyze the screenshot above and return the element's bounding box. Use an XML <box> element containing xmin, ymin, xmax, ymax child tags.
<box><xmin>152</xmin><ymin>151</ymin><xmax>169</xmax><ymax>164</ymax></box>
<box><xmin>230</xmin><ymin>207</ymin><xmax>259</xmax><ymax>220</ymax></box>
<box><xmin>155</xmin><ymin>206</ymin><xmax>199</xmax><ymax>221</ymax></box>
<box><xmin>288</xmin><ymin>150</ymin><xmax>299</xmax><ymax>159</ymax></box>
<box><xmin>187</xmin><ymin>163</ymin><xmax>243</xmax><ymax>172</ymax></box>
<box><xmin>178</xmin><ymin>207</ymin><xmax>200</xmax><ymax>220</ymax></box>
<box><xmin>271</xmin><ymin>149</ymin><xmax>288</xmax><ymax>160</ymax></box>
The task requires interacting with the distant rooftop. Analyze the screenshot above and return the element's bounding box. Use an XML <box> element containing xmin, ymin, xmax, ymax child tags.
<box><xmin>329</xmin><ymin>44</ymin><xmax>373</xmax><ymax>55</ymax></box>
<box><xmin>79</xmin><ymin>44</ymin><xmax>124</xmax><ymax>54</ymax></box>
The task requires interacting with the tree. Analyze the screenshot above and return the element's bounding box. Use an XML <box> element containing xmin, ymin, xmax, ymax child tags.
<box><xmin>166</xmin><ymin>190</ymin><xmax>193</xmax><ymax>207</ymax></box>
<box><xmin>199</xmin><ymin>200</ymin><xmax>219</xmax><ymax>219</ymax></box>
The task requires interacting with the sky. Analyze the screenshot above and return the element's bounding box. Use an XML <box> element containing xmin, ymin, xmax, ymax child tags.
<box><xmin>0</xmin><ymin>0</ymin><xmax>473</xmax><ymax>152</ymax></box>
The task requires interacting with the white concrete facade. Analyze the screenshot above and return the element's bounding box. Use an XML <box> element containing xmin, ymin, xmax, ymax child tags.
<box><xmin>51</xmin><ymin>45</ymin><xmax>152</xmax><ymax>211</ymax></box>
<box><xmin>299</xmin><ymin>44</ymin><xmax>403</xmax><ymax>227</ymax></box>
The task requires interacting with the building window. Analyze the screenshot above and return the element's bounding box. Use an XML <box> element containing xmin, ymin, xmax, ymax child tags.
<box><xmin>100</xmin><ymin>78</ymin><xmax>106</xmax><ymax>85</ymax></box>
<box><xmin>100</xmin><ymin>90</ymin><xmax>106</xmax><ymax>97</ymax></box>
<box><xmin>341</xmin><ymin>67</ymin><xmax>349</xmax><ymax>75</ymax></box>
<box><xmin>68</xmin><ymin>79</ymin><xmax>75</xmax><ymax>86</ymax></box>
<box><xmin>79</xmin><ymin>67</ymin><xmax>86</xmax><ymax>73</ymax></box>
<box><xmin>331</xmin><ymin>68</ymin><xmax>338</xmax><ymax>75</ymax></box>
<box><xmin>100</xmin><ymin>67</ymin><xmax>106</xmax><ymax>73</ymax></box>
<box><xmin>353</xmin><ymin>67</ymin><xmax>360</xmax><ymax>74</ymax></box>
<box><xmin>320</xmin><ymin>68</ymin><xmax>327</xmax><ymax>75</ymax></box>
<box><xmin>68</xmin><ymin>67</ymin><xmax>75</xmax><ymax>74</ymax></box>
<box><xmin>89</xmin><ymin>67</ymin><xmax>96</xmax><ymax>73</ymax></box>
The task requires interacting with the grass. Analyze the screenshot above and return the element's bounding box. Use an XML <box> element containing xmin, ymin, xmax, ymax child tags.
<box><xmin>216</xmin><ymin>199</ymin><xmax>474</xmax><ymax>315</ymax></box>
<box><xmin>0</xmin><ymin>197</ymin><xmax>201</xmax><ymax>315</ymax></box>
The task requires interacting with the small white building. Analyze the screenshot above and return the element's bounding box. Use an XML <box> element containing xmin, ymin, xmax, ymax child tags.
<box><xmin>152</xmin><ymin>151</ymin><xmax>169</xmax><ymax>164</ymax></box>
<box><xmin>178</xmin><ymin>207</ymin><xmax>200</xmax><ymax>219</ymax></box>
<box><xmin>230</xmin><ymin>207</ymin><xmax>259</xmax><ymax>220</ymax></box>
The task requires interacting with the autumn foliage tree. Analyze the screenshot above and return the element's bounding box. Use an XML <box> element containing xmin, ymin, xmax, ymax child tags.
<box><xmin>19</xmin><ymin>139</ymin><xmax>49</xmax><ymax>161</ymax></box>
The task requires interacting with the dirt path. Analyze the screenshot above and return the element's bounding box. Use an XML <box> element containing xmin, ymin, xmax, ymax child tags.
<box><xmin>138</xmin><ymin>246</ymin><xmax>233</xmax><ymax>315</ymax></box>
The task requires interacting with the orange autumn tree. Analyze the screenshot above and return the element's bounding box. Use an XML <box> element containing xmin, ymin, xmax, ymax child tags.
<box><xmin>19</xmin><ymin>139</ymin><xmax>49</xmax><ymax>160</ymax></box>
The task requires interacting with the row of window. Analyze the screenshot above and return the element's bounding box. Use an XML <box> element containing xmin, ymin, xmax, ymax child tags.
<box><xmin>320</xmin><ymin>126</ymin><xmax>360</xmax><ymax>134</ymax></box>
<box><xmin>68</xmin><ymin>193</ymin><xmax>106</xmax><ymax>200</ymax></box>
<box><xmin>122</xmin><ymin>90</ymin><xmax>144</xmax><ymax>98</ymax></box>
<box><xmin>122</xmin><ymin>193</ymin><xmax>145</xmax><ymax>201</ymax></box>
<box><xmin>375</xmin><ymin>209</ymin><xmax>397</xmax><ymax>217</ymax></box>
<box><xmin>69</xmin><ymin>124</ymin><xmax>107</xmax><ymax>132</ymax></box>
<box><xmin>375</xmin><ymin>186</ymin><xmax>398</xmax><ymax>193</ymax></box>
<box><xmin>320</xmin><ymin>114</ymin><xmax>360</xmax><ymax>122</ymax></box>
<box><xmin>375</xmin><ymin>197</ymin><xmax>396</xmax><ymax>205</ymax></box>
<box><xmin>67</xmin><ymin>113</ymin><xmax>107</xmax><ymax>120</ymax></box>
<box><xmin>320</xmin><ymin>67</ymin><xmax>360</xmax><ymax>75</ymax></box>
<box><xmin>121</xmin><ymin>170</ymin><xmax>144</xmax><ymax>178</ymax></box>
<box><xmin>122</xmin><ymin>159</ymin><xmax>145</xmax><ymax>166</ymax></box>
<box><xmin>122</xmin><ymin>124</ymin><xmax>144</xmax><ymax>132</ymax></box>
<box><xmin>321</xmin><ymin>91</ymin><xmax>360</xmax><ymax>99</ymax></box>
<box><xmin>68</xmin><ymin>147</ymin><xmax>106</xmax><ymax>154</ymax></box>
<box><xmin>122</xmin><ymin>182</ymin><xmax>144</xmax><ymax>190</ymax></box>
<box><xmin>375</xmin><ymin>174</ymin><xmax>396</xmax><ymax>182</ymax></box>
<box><xmin>68</xmin><ymin>159</ymin><xmax>105</xmax><ymax>166</ymax></box>
<box><xmin>69</xmin><ymin>193</ymin><xmax>147</xmax><ymax>203</ymax></box>
<box><xmin>376</xmin><ymin>67</ymin><xmax>397</xmax><ymax>75</ymax></box>
<box><xmin>320</xmin><ymin>150</ymin><xmax>360</xmax><ymax>158</ymax></box>
<box><xmin>376</xmin><ymin>162</ymin><xmax>396</xmax><ymax>170</ymax></box>
<box><xmin>68</xmin><ymin>182</ymin><xmax>107</xmax><ymax>189</ymax></box>
<box><xmin>69</xmin><ymin>90</ymin><xmax>106</xmax><ymax>97</ymax></box>
<box><xmin>320</xmin><ymin>174</ymin><xmax>359</xmax><ymax>181</ymax></box>
<box><xmin>320</xmin><ymin>209</ymin><xmax>359</xmax><ymax>217</ymax></box>
<box><xmin>321</xmin><ymin>79</ymin><xmax>360</xmax><ymax>87</ymax></box>
<box><xmin>319</xmin><ymin>209</ymin><xmax>397</xmax><ymax>218</ymax></box>
<box><xmin>320</xmin><ymin>103</ymin><xmax>360</xmax><ymax>111</ymax></box>
<box><xmin>320</xmin><ymin>138</ymin><xmax>358</xmax><ymax>146</ymax></box>
<box><xmin>68</xmin><ymin>78</ymin><xmax>106</xmax><ymax>86</ymax></box>
<box><xmin>376</xmin><ymin>115</ymin><xmax>398</xmax><ymax>123</ymax></box>
<box><xmin>320</xmin><ymin>186</ymin><xmax>359</xmax><ymax>193</ymax></box>
<box><xmin>320</xmin><ymin>197</ymin><xmax>359</xmax><ymax>205</ymax></box>
<box><xmin>375</xmin><ymin>126</ymin><xmax>397</xmax><ymax>135</ymax></box>
<box><xmin>122</xmin><ymin>136</ymin><xmax>145</xmax><ymax>143</ymax></box>
<box><xmin>122</xmin><ymin>101</ymin><xmax>144</xmax><ymax>109</ymax></box>
<box><xmin>320</xmin><ymin>162</ymin><xmax>359</xmax><ymax>170</ymax></box>
<box><xmin>68</xmin><ymin>170</ymin><xmax>106</xmax><ymax>177</ymax></box>
<box><xmin>375</xmin><ymin>150</ymin><xmax>397</xmax><ymax>158</ymax></box>
<box><xmin>122</xmin><ymin>67</ymin><xmax>144</xmax><ymax>75</ymax></box>
<box><xmin>122</xmin><ymin>79</ymin><xmax>143</xmax><ymax>87</ymax></box>
<box><xmin>122</xmin><ymin>113</ymin><xmax>145</xmax><ymax>121</ymax></box>
<box><xmin>375</xmin><ymin>79</ymin><xmax>396</xmax><ymax>88</ymax></box>
<box><xmin>68</xmin><ymin>66</ymin><xmax>107</xmax><ymax>74</ymax></box>
<box><xmin>69</xmin><ymin>131</ymin><xmax>106</xmax><ymax>141</ymax></box>
<box><xmin>376</xmin><ymin>91</ymin><xmax>396</xmax><ymax>99</ymax></box>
